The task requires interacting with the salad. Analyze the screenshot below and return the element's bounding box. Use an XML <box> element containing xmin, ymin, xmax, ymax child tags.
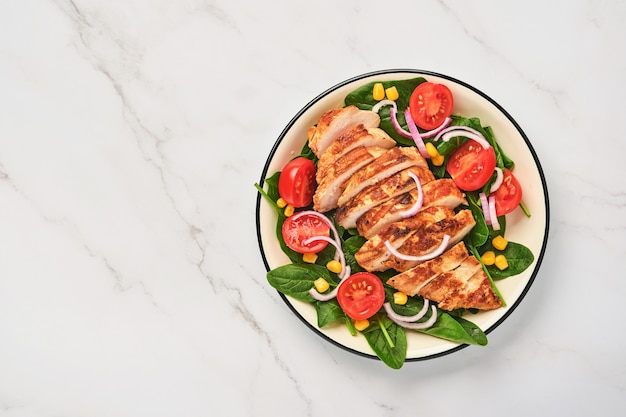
<box><xmin>256</xmin><ymin>77</ymin><xmax>535</xmax><ymax>369</ymax></box>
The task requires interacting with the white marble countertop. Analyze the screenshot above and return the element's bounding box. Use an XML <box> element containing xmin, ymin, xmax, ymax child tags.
<box><xmin>1</xmin><ymin>1</ymin><xmax>624</xmax><ymax>416</ymax></box>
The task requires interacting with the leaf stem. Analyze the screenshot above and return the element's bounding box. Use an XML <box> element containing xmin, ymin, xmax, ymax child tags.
<box><xmin>377</xmin><ymin>315</ymin><xmax>395</xmax><ymax>348</ymax></box>
<box><xmin>254</xmin><ymin>182</ymin><xmax>281</xmax><ymax>213</ymax></box>
<box><xmin>519</xmin><ymin>201</ymin><xmax>532</xmax><ymax>218</ymax></box>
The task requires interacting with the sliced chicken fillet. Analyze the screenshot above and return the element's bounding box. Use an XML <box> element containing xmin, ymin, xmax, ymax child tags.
<box><xmin>313</xmin><ymin>146</ymin><xmax>387</xmax><ymax>213</ymax></box>
<box><xmin>337</xmin><ymin>146</ymin><xmax>428</xmax><ymax>207</ymax></box>
<box><xmin>308</xmin><ymin>106</ymin><xmax>380</xmax><ymax>157</ymax></box>
<box><xmin>316</xmin><ymin>125</ymin><xmax>395</xmax><ymax>179</ymax></box>
<box><xmin>356</xmin><ymin>178</ymin><xmax>467</xmax><ymax>238</ymax></box>
<box><xmin>334</xmin><ymin>166</ymin><xmax>435</xmax><ymax>229</ymax></box>
<box><xmin>386</xmin><ymin>241</ymin><xmax>470</xmax><ymax>296</ymax></box>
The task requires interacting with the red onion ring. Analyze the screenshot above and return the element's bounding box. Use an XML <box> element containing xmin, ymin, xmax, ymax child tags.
<box><xmin>479</xmin><ymin>192</ymin><xmax>491</xmax><ymax>225</ymax></box>
<box><xmin>433</xmin><ymin>126</ymin><xmax>491</xmax><ymax>150</ymax></box>
<box><xmin>489</xmin><ymin>167</ymin><xmax>503</xmax><ymax>193</ymax></box>
<box><xmin>371</xmin><ymin>99</ymin><xmax>396</xmax><ymax>114</ymax></box>
<box><xmin>307</xmin><ymin>265</ymin><xmax>351</xmax><ymax>301</ymax></box>
<box><xmin>383</xmin><ymin>299</ymin><xmax>430</xmax><ymax>322</ymax></box>
<box><xmin>387</xmin><ymin>305</ymin><xmax>438</xmax><ymax>330</ymax></box>
<box><xmin>488</xmin><ymin>195</ymin><xmax>501</xmax><ymax>231</ymax></box>
<box><xmin>291</xmin><ymin>210</ymin><xmax>342</xmax><ymax>261</ymax></box>
<box><xmin>398</xmin><ymin>171</ymin><xmax>424</xmax><ymax>218</ymax></box>
<box><xmin>303</xmin><ymin>235</ymin><xmax>348</xmax><ymax>279</ymax></box>
<box><xmin>404</xmin><ymin>108</ymin><xmax>430</xmax><ymax>159</ymax></box>
<box><xmin>384</xmin><ymin>234</ymin><xmax>451</xmax><ymax>262</ymax></box>
<box><xmin>420</xmin><ymin>117</ymin><xmax>453</xmax><ymax>138</ymax></box>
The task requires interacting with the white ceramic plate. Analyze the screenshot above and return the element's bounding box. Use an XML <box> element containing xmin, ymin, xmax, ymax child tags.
<box><xmin>256</xmin><ymin>69</ymin><xmax>549</xmax><ymax>361</ymax></box>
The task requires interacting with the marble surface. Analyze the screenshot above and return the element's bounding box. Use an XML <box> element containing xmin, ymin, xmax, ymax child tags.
<box><xmin>0</xmin><ymin>1</ymin><xmax>624</xmax><ymax>416</ymax></box>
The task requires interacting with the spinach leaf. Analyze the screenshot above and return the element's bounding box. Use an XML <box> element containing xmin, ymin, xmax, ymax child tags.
<box><xmin>314</xmin><ymin>299</ymin><xmax>345</xmax><ymax>327</ymax></box>
<box><xmin>362</xmin><ymin>314</ymin><xmax>407</xmax><ymax>369</ymax></box>
<box><xmin>342</xmin><ymin>235</ymin><xmax>366</xmax><ymax>273</ymax></box>
<box><xmin>481</xmin><ymin>239</ymin><xmax>535</xmax><ymax>279</ymax></box>
<box><xmin>344</xmin><ymin>77</ymin><xmax>427</xmax><ymax>146</ymax></box>
<box><xmin>419</xmin><ymin>311</ymin><xmax>487</xmax><ymax>346</ymax></box>
<box><xmin>266</xmin><ymin>263</ymin><xmax>336</xmax><ymax>302</ymax></box>
<box><xmin>465</xmin><ymin>192</ymin><xmax>490</xmax><ymax>248</ymax></box>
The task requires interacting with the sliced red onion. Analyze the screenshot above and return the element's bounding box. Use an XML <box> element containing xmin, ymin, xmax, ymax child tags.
<box><xmin>398</xmin><ymin>171</ymin><xmax>424</xmax><ymax>218</ymax></box>
<box><xmin>433</xmin><ymin>126</ymin><xmax>491</xmax><ymax>150</ymax></box>
<box><xmin>304</xmin><ymin>235</ymin><xmax>347</xmax><ymax>277</ymax></box>
<box><xmin>489</xmin><ymin>167</ymin><xmax>503</xmax><ymax>193</ymax></box>
<box><xmin>371</xmin><ymin>99</ymin><xmax>397</xmax><ymax>114</ymax></box>
<box><xmin>388</xmin><ymin>305</ymin><xmax>438</xmax><ymax>330</ymax></box>
<box><xmin>420</xmin><ymin>117</ymin><xmax>453</xmax><ymax>139</ymax></box>
<box><xmin>488</xmin><ymin>195</ymin><xmax>501</xmax><ymax>231</ymax></box>
<box><xmin>479</xmin><ymin>192</ymin><xmax>492</xmax><ymax>225</ymax></box>
<box><xmin>404</xmin><ymin>108</ymin><xmax>429</xmax><ymax>158</ymax></box>
<box><xmin>383</xmin><ymin>299</ymin><xmax>429</xmax><ymax>322</ymax></box>
<box><xmin>308</xmin><ymin>265</ymin><xmax>351</xmax><ymax>301</ymax></box>
<box><xmin>390</xmin><ymin>106</ymin><xmax>413</xmax><ymax>139</ymax></box>
<box><xmin>384</xmin><ymin>234</ymin><xmax>451</xmax><ymax>262</ymax></box>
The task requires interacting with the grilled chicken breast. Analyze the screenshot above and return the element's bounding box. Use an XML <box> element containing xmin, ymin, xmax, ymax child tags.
<box><xmin>383</xmin><ymin>209</ymin><xmax>475</xmax><ymax>272</ymax></box>
<box><xmin>308</xmin><ymin>106</ymin><xmax>380</xmax><ymax>157</ymax></box>
<box><xmin>386</xmin><ymin>241</ymin><xmax>502</xmax><ymax>311</ymax></box>
<box><xmin>313</xmin><ymin>146</ymin><xmax>387</xmax><ymax>213</ymax></box>
<box><xmin>386</xmin><ymin>241</ymin><xmax>470</xmax><ymax>295</ymax></box>
<box><xmin>316</xmin><ymin>125</ymin><xmax>396</xmax><ymax>179</ymax></box>
<box><xmin>356</xmin><ymin>179</ymin><xmax>467</xmax><ymax>238</ymax></box>
<box><xmin>337</xmin><ymin>146</ymin><xmax>428</xmax><ymax>207</ymax></box>
<box><xmin>334</xmin><ymin>166</ymin><xmax>435</xmax><ymax>229</ymax></box>
<box><xmin>354</xmin><ymin>206</ymin><xmax>456</xmax><ymax>272</ymax></box>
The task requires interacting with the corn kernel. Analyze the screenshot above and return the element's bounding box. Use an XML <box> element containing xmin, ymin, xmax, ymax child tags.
<box><xmin>302</xmin><ymin>253</ymin><xmax>318</xmax><ymax>264</ymax></box>
<box><xmin>313</xmin><ymin>277</ymin><xmax>330</xmax><ymax>293</ymax></box>
<box><xmin>492</xmin><ymin>235</ymin><xmax>509</xmax><ymax>251</ymax></box>
<box><xmin>481</xmin><ymin>251</ymin><xmax>496</xmax><ymax>266</ymax></box>
<box><xmin>326</xmin><ymin>259</ymin><xmax>342</xmax><ymax>274</ymax></box>
<box><xmin>276</xmin><ymin>197</ymin><xmax>287</xmax><ymax>208</ymax></box>
<box><xmin>385</xmin><ymin>86</ymin><xmax>399</xmax><ymax>101</ymax></box>
<box><xmin>283</xmin><ymin>204</ymin><xmax>295</xmax><ymax>217</ymax></box>
<box><xmin>393</xmin><ymin>291</ymin><xmax>408</xmax><ymax>305</ymax></box>
<box><xmin>495</xmin><ymin>254</ymin><xmax>509</xmax><ymax>270</ymax></box>
<box><xmin>373</xmin><ymin>83</ymin><xmax>385</xmax><ymax>101</ymax></box>
<box><xmin>431</xmin><ymin>154</ymin><xmax>445</xmax><ymax>166</ymax></box>
<box><xmin>425</xmin><ymin>142</ymin><xmax>439</xmax><ymax>158</ymax></box>
<box><xmin>354</xmin><ymin>319</ymin><xmax>370</xmax><ymax>331</ymax></box>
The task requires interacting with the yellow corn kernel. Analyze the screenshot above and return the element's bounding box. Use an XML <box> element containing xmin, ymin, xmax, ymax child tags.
<box><xmin>495</xmin><ymin>254</ymin><xmax>509</xmax><ymax>270</ymax></box>
<box><xmin>481</xmin><ymin>251</ymin><xmax>496</xmax><ymax>266</ymax></box>
<box><xmin>276</xmin><ymin>197</ymin><xmax>287</xmax><ymax>208</ymax></box>
<box><xmin>385</xmin><ymin>86</ymin><xmax>399</xmax><ymax>101</ymax></box>
<box><xmin>313</xmin><ymin>277</ymin><xmax>330</xmax><ymax>293</ymax></box>
<box><xmin>425</xmin><ymin>142</ymin><xmax>439</xmax><ymax>158</ymax></box>
<box><xmin>354</xmin><ymin>319</ymin><xmax>370</xmax><ymax>331</ymax></box>
<box><xmin>393</xmin><ymin>291</ymin><xmax>408</xmax><ymax>305</ymax></box>
<box><xmin>492</xmin><ymin>235</ymin><xmax>509</xmax><ymax>251</ymax></box>
<box><xmin>431</xmin><ymin>154</ymin><xmax>445</xmax><ymax>166</ymax></box>
<box><xmin>373</xmin><ymin>83</ymin><xmax>385</xmax><ymax>101</ymax></box>
<box><xmin>283</xmin><ymin>204</ymin><xmax>295</xmax><ymax>217</ymax></box>
<box><xmin>302</xmin><ymin>253</ymin><xmax>318</xmax><ymax>264</ymax></box>
<box><xmin>326</xmin><ymin>259</ymin><xmax>342</xmax><ymax>274</ymax></box>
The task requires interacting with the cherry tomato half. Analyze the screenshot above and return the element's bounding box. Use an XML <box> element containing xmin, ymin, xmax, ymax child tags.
<box><xmin>278</xmin><ymin>157</ymin><xmax>317</xmax><ymax>208</ymax></box>
<box><xmin>446</xmin><ymin>140</ymin><xmax>496</xmax><ymax>191</ymax></box>
<box><xmin>409</xmin><ymin>82</ymin><xmax>454</xmax><ymax>130</ymax></box>
<box><xmin>281</xmin><ymin>212</ymin><xmax>330</xmax><ymax>254</ymax></box>
<box><xmin>337</xmin><ymin>272</ymin><xmax>385</xmax><ymax>320</ymax></box>
<box><xmin>494</xmin><ymin>169</ymin><xmax>523</xmax><ymax>216</ymax></box>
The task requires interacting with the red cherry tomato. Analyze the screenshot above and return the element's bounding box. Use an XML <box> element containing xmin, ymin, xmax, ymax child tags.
<box><xmin>336</xmin><ymin>272</ymin><xmax>385</xmax><ymax>320</ymax></box>
<box><xmin>278</xmin><ymin>157</ymin><xmax>317</xmax><ymax>208</ymax></box>
<box><xmin>409</xmin><ymin>82</ymin><xmax>454</xmax><ymax>130</ymax></box>
<box><xmin>446</xmin><ymin>140</ymin><xmax>497</xmax><ymax>191</ymax></box>
<box><xmin>281</xmin><ymin>213</ymin><xmax>330</xmax><ymax>254</ymax></box>
<box><xmin>494</xmin><ymin>169</ymin><xmax>523</xmax><ymax>216</ymax></box>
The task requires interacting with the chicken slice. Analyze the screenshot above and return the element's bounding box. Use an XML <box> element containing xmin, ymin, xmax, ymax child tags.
<box><xmin>308</xmin><ymin>106</ymin><xmax>380</xmax><ymax>157</ymax></box>
<box><xmin>418</xmin><ymin>259</ymin><xmax>502</xmax><ymax>311</ymax></box>
<box><xmin>383</xmin><ymin>209</ymin><xmax>476</xmax><ymax>272</ymax></box>
<box><xmin>316</xmin><ymin>125</ymin><xmax>396</xmax><ymax>180</ymax></box>
<box><xmin>334</xmin><ymin>166</ymin><xmax>435</xmax><ymax>229</ymax></box>
<box><xmin>313</xmin><ymin>146</ymin><xmax>387</xmax><ymax>213</ymax></box>
<box><xmin>356</xmin><ymin>179</ymin><xmax>468</xmax><ymax>238</ymax></box>
<box><xmin>337</xmin><ymin>146</ymin><xmax>428</xmax><ymax>207</ymax></box>
<box><xmin>354</xmin><ymin>206</ymin><xmax>455</xmax><ymax>272</ymax></box>
<box><xmin>386</xmin><ymin>241</ymin><xmax>470</xmax><ymax>296</ymax></box>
